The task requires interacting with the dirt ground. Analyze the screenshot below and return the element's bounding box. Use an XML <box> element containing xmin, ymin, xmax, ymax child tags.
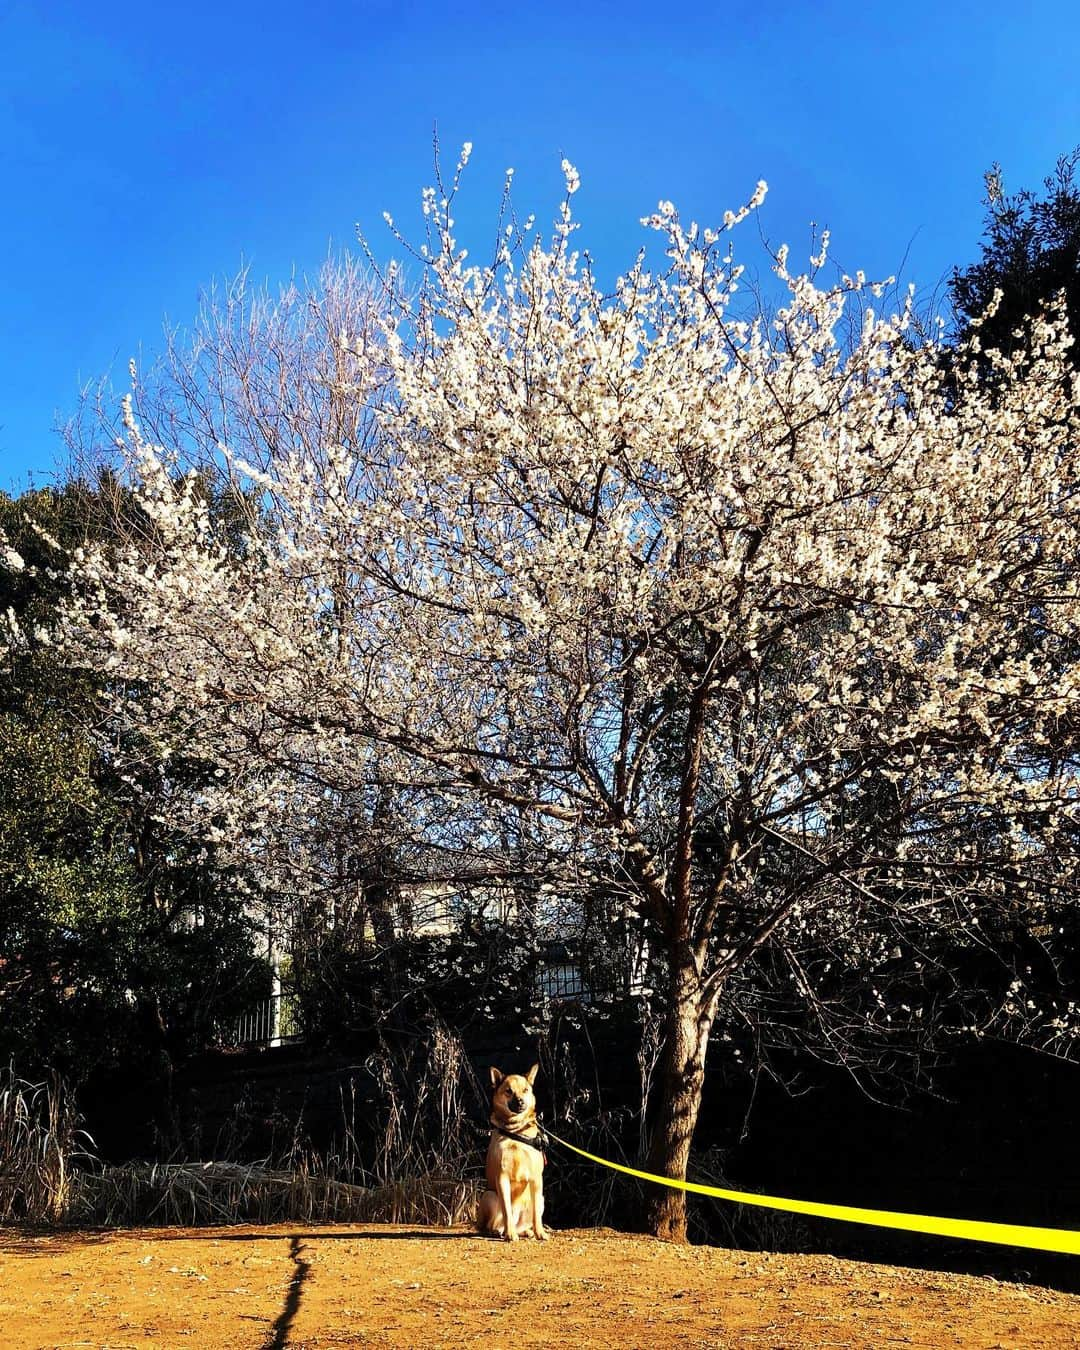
<box><xmin>2</xmin><ymin>1223</ymin><xmax>1079</xmax><ymax>1350</ymax></box>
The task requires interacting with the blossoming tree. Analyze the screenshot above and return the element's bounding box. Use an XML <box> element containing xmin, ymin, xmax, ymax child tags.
<box><xmin>48</xmin><ymin>154</ymin><xmax>1080</xmax><ymax>1240</ymax></box>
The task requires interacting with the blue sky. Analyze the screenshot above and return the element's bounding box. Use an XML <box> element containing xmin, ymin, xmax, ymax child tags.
<box><xmin>3</xmin><ymin>0</ymin><xmax>1079</xmax><ymax>494</ymax></box>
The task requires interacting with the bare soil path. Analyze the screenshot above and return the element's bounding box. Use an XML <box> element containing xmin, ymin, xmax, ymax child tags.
<box><xmin>2</xmin><ymin>1223</ymin><xmax>1078</xmax><ymax>1349</ymax></box>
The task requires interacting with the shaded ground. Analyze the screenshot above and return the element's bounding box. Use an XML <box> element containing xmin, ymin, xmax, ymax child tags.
<box><xmin>2</xmin><ymin>1223</ymin><xmax>1079</xmax><ymax>1349</ymax></box>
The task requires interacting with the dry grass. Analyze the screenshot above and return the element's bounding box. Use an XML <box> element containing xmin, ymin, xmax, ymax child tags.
<box><xmin>75</xmin><ymin>1161</ymin><xmax>481</xmax><ymax>1228</ymax></box>
<box><xmin>0</xmin><ymin>1045</ymin><xmax>483</xmax><ymax>1231</ymax></box>
<box><xmin>0</xmin><ymin>1066</ymin><xmax>93</xmax><ymax>1224</ymax></box>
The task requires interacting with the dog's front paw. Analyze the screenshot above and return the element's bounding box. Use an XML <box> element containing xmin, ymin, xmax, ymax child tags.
<box><xmin>504</xmin><ymin>1230</ymin><xmax>519</xmax><ymax>1242</ymax></box>
<box><xmin>534</xmin><ymin>1227</ymin><xmax>549</xmax><ymax>1241</ymax></box>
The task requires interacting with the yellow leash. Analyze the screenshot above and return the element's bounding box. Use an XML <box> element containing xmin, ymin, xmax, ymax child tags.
<box><xmin>541</xmin><ymin>1127</ymin><xmax>1080</xmax><ymax>1257</ymax></box>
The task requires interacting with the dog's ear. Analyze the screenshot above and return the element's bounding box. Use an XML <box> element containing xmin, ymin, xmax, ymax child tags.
<box><xmin>525</xmin><ymin>1063</ymin><xmax>539</xmax><ymax>1085</ymax></box>
<box><xmin>489</xmin><ymin>1066</ymin><xmax>504</xmax><ymax>1089</ymax></box>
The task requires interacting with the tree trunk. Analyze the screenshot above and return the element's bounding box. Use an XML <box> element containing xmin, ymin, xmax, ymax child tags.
<box><xmin>136</xmin><ymin>996</ymin><xmax>181</xmax><ymax>1156</ymax></box>
<box><xmin>643</xmin><ymin>957</ymin><xmax>716</xmax><ymax>1242</ymax></box>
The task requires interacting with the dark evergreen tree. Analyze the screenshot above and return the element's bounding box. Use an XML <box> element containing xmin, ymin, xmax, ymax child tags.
<box><xmin>0</xmin><ymin>482</ymin><xmax>263</xmax><ymax>1137</ymax></box>
<box><xmin>950</xmin><ymin>148</ymin><xmax>1080</xmax><ymax>369</ymax></box>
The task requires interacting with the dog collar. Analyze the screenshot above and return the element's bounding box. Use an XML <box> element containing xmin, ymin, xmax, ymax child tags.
<box><xmin>491</xmin><ymin>1122</ymin><xmax>547</xmax><ymax>1154</ymax></box>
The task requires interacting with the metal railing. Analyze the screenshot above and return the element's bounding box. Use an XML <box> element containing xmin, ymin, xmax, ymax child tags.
<box><xmin>537</xmin><ymin>962</ymin><xmax>590</xmax><ymax>1002</ymax></box>
<box><xmin>223</xmin><ymin>961</ymin><xmax>598</xmax><ymax>1046</ymax></box>
<box><xmin>223</xmin><ymin>991</ymin><xmax>303</xmax><ymax>1047</ymax></box>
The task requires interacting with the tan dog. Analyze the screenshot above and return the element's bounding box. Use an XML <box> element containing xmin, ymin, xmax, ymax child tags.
<box><xmin>476</xmin><ymin>1064</ymin><xmax>549</xmax><ymax>1242</ymax></box>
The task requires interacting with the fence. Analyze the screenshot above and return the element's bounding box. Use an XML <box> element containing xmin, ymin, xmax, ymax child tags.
<box><xmin>222</xmin><ymin>990</ymin><xmax>303</xmax><ymax>1048</ymax></box>
<box><xmin>223</xmin><ymin>959</ymin><xmax>594</xmax><ymax>1048</ymax></box>
<box><xmin>537</xmin><ymin>961</ymin><xmax>590</xmax><ymax>1001</ymax></box>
